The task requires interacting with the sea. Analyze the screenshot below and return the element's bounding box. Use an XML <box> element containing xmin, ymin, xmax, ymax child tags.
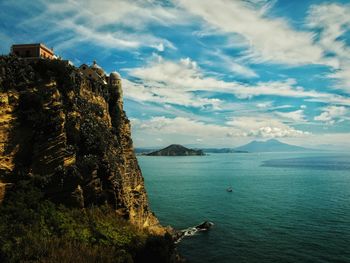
<box><xmin>137</xmin><ymin>152</ymin><xmax>350</xmax><ymax>263</ymax></box>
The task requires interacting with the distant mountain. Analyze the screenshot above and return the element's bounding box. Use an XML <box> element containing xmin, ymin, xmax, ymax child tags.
<box><xmin>146</xmin><ymin>144</ymin><xmax>204</xmax><ymax>156</ymax></box>
<box><xmin>202</xmin><ymin>148</ymin><xmax>248</xmax><ymax>153</ymax></box>
<box><xmin>234</xmin><ymin>139</ymin><xmax>313</xmax><ymax>152</ymax></box>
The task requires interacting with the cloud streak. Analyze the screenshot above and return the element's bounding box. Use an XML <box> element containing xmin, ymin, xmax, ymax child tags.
<box><xmin>124</xmin><ymin>56</ymin><xmax>350</xmax><ymax>109</ymax></box>
<box><xmin>307</xmin><ymin>3</ymin><xmax>350</xmax><ymax>93</ymax></box>
<box><xmin>177</xmin><ymin>0</ymin><xmax>326</xmax><ymax>66</ymax></box>
<box><xmin>22</xmin><ymin>0</ymin><xmax>184</xmax><ymax>52</ymax></box>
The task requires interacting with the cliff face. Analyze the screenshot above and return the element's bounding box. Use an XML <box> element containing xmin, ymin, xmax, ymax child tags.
<box><xmin>0</xmin><ymin>56</ymin><xmax>161</xmax><ymax>231</ymax></box>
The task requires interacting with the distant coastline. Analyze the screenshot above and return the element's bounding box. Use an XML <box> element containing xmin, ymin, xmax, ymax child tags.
<box><xmin>135</xmin><ymin>139</ymin><xmax>323</xmax><ymax>155</ymax></box>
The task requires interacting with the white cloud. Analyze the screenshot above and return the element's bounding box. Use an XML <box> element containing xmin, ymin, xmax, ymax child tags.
<box><xmin>226</xmin><ymin>116</ymin><xmax>310</xmax><ymax>138</ymax></box>
<box><xmin>275</xmin><ymin>110</ymin><xmax>306</xmax><ymax>122</ymax></box>
<box><xmin>124</xmin><ymin>56</ymin><xmax>229</xmax><ymax>108</ymax></box>
<box><xmin>151</xmin><ymin>43</ymin><xmax>165</xmax><ymax>52</ymax></box>
<box><xmin>131</xmin><ymin>116</ymin><xmax>350</xmax><ymax>148</ymax></box>
<box><xmin>307</xmin><ymin>3</ymin><xmax>350</xmax><ymax>93</ymax></box>
<box><xmin>330</xmin><ymin>66</ymin><xmax>350</xmax><ymax>93</ymax></box>
<box><xmin>207</xmin><ymin>49</ymin><xmax>258</xmax><ymax>78</ymax></box>
<box><xmin>58</xmin><ymin>20</ymin><xmax>142</xmax><ymax>49</ymax></box>
<box><xmin>314</xmin><ymin>106</ymin><xmax>348</xmax><ymax>125</ymax></box>
<box><xmin>257</xmin><ymin>101</ymin><xmax>273</xmax><ymax>108</ymax></box>
<box><xmin>129</xmin><ymin>56</ymin><xmax>230</xmax><ymax>92</ymax></box>
<box><xmin>307</xmin><ymin>3</ymin><xmax>350</xmax><ymax>59</ymax></box>
<box><xmin>131</xmin><ymin>115</ymin><xmax>309</xmax><ymax>147</ymax></box>
<box><xmin>123</xmin><ymin>77</ymin><xmax>222</xmax><ymax>109</ymax></box>
<box><xmin>228</xmin><ymin>61</ymin><xmax>258</xmax><ymax>78</ymax></box>
<box><xmin>305</xmin><ymin>96</ymin><xmax>350</xmax><ymax>107</ymax></box>
<box><xmin>132</xmin><ymin>116</ymin><xmax>233</xmax><ymax>138</ymax></box>
<box><xmin>177</xmin><ymin>0</ymin><xmax>325</xmax><ymax>65</ymax></box>
<box><xmin>25</xmin><ymin>0</ymin><xmax>184</xmax><ymax>51</ymax></box>
<box><xmin>232</xmin><ymin>79</ymin><xmax>307</xmax><ymax>99</ymax></box>
<box><xmin>124</xmin><ymin>56</ymin><xmax>350</xmax><ymax>109</ymax></box>
<box><xmin>50</xmin><ymin>0</ymin><xmax>350</xmax><ymax>96</ymax></box>
<box><xmin>131</xmin><ymin>117</ymin><xmax>234</xmax><ymax>147</ymax></box>
<box><xmin>68</xmin><ymin>0</ymin><xmax>184</xmax><ymax>30</ymax></box>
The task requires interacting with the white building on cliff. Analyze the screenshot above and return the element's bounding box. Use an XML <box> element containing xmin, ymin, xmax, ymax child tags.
<box><xmin>79</xmin><ymin>61</ymin><xmax>122</xmax><ymax>88</ymax></box>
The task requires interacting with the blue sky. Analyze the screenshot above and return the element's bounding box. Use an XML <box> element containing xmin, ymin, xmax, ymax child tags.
<box><xmin>1</xmin><ymin>0</ymin><xmax>350</xmax><ymax>149</ymax></box>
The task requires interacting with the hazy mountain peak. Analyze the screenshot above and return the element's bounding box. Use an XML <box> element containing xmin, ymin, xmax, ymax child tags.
<box><xmin>234</xmin><ymin>139</ymin><xmax>313</xmax><ymax>152</ymax></box>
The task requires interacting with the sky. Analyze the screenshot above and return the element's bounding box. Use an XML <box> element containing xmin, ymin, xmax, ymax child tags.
<box><xmin>1</xmin><ymin>0</ymin><xmax>350</xmax><ymax>149</ymax></box>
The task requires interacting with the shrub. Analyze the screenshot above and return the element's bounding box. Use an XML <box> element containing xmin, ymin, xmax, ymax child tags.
<box><xmin>0</xmin><ymin>180</ymin><xmax>175</xmax><ymax>263</ymax></box>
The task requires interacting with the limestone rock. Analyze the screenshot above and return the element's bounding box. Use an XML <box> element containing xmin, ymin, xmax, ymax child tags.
<box><xmin>0</xmin><ymin>56</ymin><xmax>163</xmax><ymax>232</ymax></box>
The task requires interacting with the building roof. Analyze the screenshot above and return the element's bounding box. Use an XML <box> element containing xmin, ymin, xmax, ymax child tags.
<box><xmin>110</xmin><ymin>71</ymin><xmax>121</xmax><ymax>79</ymax></box>
<box><xmin>91</xmin><ymin>60</ymin><xmax>105</xmax><ymax>75</ymax></box>
<box><xmin>11</xmin><ymin>43</ymin><xmax>54</xmax><ymax>54</ymax></box>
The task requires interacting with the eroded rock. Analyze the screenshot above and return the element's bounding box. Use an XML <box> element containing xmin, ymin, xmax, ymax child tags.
<box><xmin>0</xmin><ymin>56</ymin><xmax>163</xmax><ymax>233</ymax></box>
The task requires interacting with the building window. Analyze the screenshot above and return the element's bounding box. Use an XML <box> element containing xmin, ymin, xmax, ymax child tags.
<box><xmin>82</xmin><ymin>66</ymin><xmax>86</xmax><ymax>70</ymax></box>
<box><xmin>25</xmin><ymin>50</ymin><xmax>30</xmax><ymax>57</ymax></box>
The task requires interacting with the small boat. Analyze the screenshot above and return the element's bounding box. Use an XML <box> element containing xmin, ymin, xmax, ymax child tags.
<box><xmin>226</xmin><ymin>186</ymin><xmax>233</xmax><ymax>192</ymax></box>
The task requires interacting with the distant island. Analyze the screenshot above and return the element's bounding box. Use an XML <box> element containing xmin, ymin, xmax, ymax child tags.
<box><xmin>202</xmin><ymin>148</ymin><xmax>248</xmax><ymax>153</ymax></box>
<box><xmin>146</xmin><ymin>144</ymin><xmax>205</xmax><ymax>156</ymax></box>
<box><xmin>234</xmin><ymin>139</ymin><xmax>314</xmax><ymax>152</ymax></box>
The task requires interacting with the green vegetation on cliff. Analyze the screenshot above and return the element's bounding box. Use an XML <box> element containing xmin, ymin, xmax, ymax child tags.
<box><xmin>0</xmin><ymin>179</ymin><xmax>175</xmax><ymax>262</ymax></box>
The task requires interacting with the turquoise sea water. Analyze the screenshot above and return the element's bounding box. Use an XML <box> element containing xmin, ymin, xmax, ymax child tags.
<box><xmin>138</xmin><ymin>152</ymin><xmax>350</xmax><ymax>263</ymax></box>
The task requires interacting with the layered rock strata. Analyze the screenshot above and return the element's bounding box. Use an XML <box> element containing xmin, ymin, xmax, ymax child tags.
<box><xmin>0</xmin><ymin>56</ymin><xmax>161</xmax><ymax>232</ymax></box>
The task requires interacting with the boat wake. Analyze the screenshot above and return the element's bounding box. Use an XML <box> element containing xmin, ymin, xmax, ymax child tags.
<box><xmin>174</xmin><ymin>221</ymin><xmax>214</xmax><ymax>244</ymax></box>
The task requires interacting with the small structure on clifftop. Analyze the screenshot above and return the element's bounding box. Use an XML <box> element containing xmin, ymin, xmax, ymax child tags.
<box><xmin>109</xmin><ymin>71</ymin><xmax>121</xmax><ymax>86</ymax></box>
<box><xmin>79</xmin><ymin>61</ymin><xmax>123</xmax><ymax>99</ymax></box>
<box><xmin>79</xmin><ymin>60</ymin><xmax>107</xmax><ymax>84</ymax></box>
<box><xmin>11</xmin><ymin>43</ymin><xmax>55</xmax><ymax>59</ymax></box>
<box><xmin>109</xmin><ymin>71</ymin><xmax>123</xmax><ymax>104</ymax></box>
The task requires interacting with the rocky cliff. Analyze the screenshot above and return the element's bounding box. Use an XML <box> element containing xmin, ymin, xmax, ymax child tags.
<box><xmin>0</xmin><ymin>56</ymin><xmax>161</xmax><ymax>232</ymax></box>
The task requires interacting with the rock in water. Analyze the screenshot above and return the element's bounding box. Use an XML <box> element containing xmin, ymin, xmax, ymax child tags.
<box><xmin>195</xmin><ymin>221</ymin><xmax>214</xmax><ymax>230</ymax></box>
<box><xmin>0</xmin><ymin>56</ymin><xmax>162</xmax><ymax>233</ymax></box>
<box><xmin>174</xmin><ymin>221</ymin><xmax>214</xmax><ymax>243</ymax></box>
